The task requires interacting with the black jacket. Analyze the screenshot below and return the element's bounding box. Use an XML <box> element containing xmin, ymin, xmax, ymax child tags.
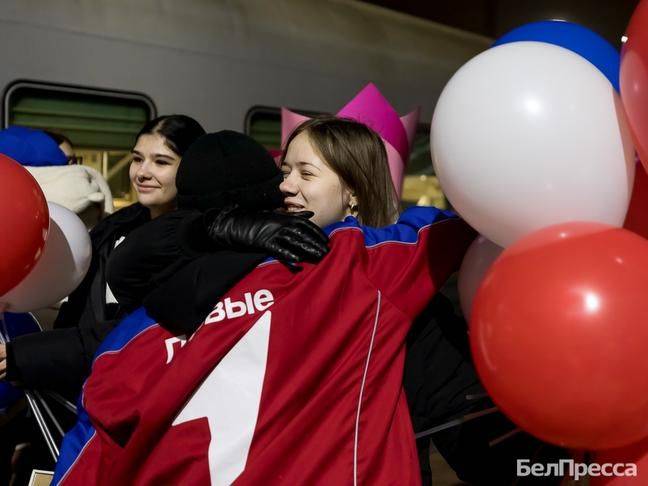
<box><xmin>5</xmin><ymin>203</ymin><xmax>151</xmax><ymax>397</ymax></box>
<box><xmin>105</xmin><ymin>209</ymin><xmax>267</xmax><ymax>336</ymax></box>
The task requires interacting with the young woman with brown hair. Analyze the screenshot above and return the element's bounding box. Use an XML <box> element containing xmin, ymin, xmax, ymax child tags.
<box><xmin>280</xmin><ymin>116</ymin><xmax>399</xmax><ymax>228</ymax></box>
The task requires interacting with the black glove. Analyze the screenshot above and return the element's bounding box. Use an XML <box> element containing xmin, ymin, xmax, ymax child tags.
<box><xmin>205</xmin><ymin>206</ymin><xmax>329</xmax><ymax>267</ymax></box>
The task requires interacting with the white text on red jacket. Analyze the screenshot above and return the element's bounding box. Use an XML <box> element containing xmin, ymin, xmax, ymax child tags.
<box><xmin>205</xmin><ymin>289</ymin><xmax>275</xmax><ymax>324</ymax></box>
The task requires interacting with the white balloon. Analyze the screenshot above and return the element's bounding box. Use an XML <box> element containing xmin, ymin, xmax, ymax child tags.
<box><xmin>431</xmin><ymin>42</ymin><xmax>635</xmax><ymax>247</ymax></box>
<box><xmin>0</xmin><ymin>203</ymin><xmax>91</xmax><ymax>312</ymax></box>
<box><xmin>457</xmin><ymin>236</ymin><xmax>503</xmax><ymax>321</ymax></box>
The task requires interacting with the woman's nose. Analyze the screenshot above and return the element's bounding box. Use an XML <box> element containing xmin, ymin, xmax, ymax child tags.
<box><xmin>136</xmin><ymin>161</ymin><xmax>152</xmax><ymax>179</ymax></box>
<box><xmin>279</xmin><ymin>175</ymin><xmax>297</xmax><ymax>195</ymax></box>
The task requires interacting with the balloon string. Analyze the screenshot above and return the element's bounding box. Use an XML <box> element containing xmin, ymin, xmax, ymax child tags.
<box><xmin>465</xmin><ymin>392</ymin><xmax>489</xmax><ymax>401</ymax></box>
<box><xmin>414</xmin><ymin>406</ymin><xmax>499</xmax><ymax>439</ymax></box>
<box><xmin>0</xmin><ymin>306</ymin><xmax>8</xmax><ymax>344</ymax></box>
<box><xmin>489</xmin><ymin>427</ymin><xmax>521</xmax><ymax>447</ymax></box>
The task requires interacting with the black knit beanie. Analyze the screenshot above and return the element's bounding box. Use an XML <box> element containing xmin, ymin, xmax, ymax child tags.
<box><xmin>176</xmin><ymin>130</ymin><xmax>284</xmax><ymax>212</ymax></box>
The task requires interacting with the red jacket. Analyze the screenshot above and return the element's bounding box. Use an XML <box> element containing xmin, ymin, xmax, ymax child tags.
<box><xmin>54</xmin><ymin>206</ymin><xmax>475</xmax><ymax>485</ymax></box>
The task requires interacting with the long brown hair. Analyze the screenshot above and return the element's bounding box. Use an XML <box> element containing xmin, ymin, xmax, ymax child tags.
<box><xmin>282</xmin><ymin>116</ymin><xmax>398</xmax><ymax>227</ymax></box>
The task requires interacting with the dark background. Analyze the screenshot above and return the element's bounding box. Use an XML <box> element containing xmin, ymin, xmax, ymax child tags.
<box><xmin>364</xmin><ymin>0</ymin><xmax>639</xmax><ymax>47</ymax></box>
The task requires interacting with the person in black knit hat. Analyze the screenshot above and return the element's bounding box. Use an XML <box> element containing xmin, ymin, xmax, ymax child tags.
<box><xmin>107</xmin><ymin>130</ymin><xmax>329</xmax><ymax>333</ymax></box>
<box><xmin>175</xmin><ymin>130</ymin><xmax>285</xmax><ymax>211</ymax></box>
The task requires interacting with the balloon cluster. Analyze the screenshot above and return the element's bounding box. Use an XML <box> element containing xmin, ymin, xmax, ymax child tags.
<box><xmin>0</xmin><ymin>152</ymin><xmax>91</xmax><ymax>413</ymax></box>
<box><xmin>432</xmin><ymin>7</ymin><xmax>648</xmax><ymax>465</ymax></box>
<box><xmin>0</xmin><ymin>153</ymin><xmax>91</xmax><ymax>313</ymax></box>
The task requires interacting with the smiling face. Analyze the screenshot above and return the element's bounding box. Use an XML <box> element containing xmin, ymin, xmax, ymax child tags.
<box><xmin>279</xmin><ymin>131</ymin><xmax>356</xmax><ymax>228</ymax></box>
<box><xmin>129</xmin><ymin>133</ymin><xmax>181</xmax><ymax>218</ymax></box>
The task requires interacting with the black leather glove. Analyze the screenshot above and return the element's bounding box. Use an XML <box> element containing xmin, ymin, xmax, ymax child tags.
<box><xmin>205</xmin><ymin>206</ymin><xmax>329</xmax><ymax>267</ymax></box>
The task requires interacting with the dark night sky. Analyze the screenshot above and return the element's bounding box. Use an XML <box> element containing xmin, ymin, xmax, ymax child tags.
<box><xmin>363</xmin><ymin>0</ymin><xmax>639</xmax><ymax>47</ymax></box>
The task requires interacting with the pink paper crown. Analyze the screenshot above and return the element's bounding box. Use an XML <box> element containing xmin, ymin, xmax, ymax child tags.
<box><xmin>281</xmin><ymin>83</ymin><xmax>420</xmax><ymax>197</ymax></box>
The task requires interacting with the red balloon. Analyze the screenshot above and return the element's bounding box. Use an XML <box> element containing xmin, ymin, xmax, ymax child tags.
<box><xmin>471</xmin><ymin>222</ymin><xmax>648</xmax><ymax>450</ymax></box>
<box><xmin>621</xmin><ymin>0</ymin><xmax>648</xmax><ymax>172</ymax></box>
<box><xmin>0</xmin><ymin>155</ymin><xmax>49</xmax><ymax>296</ymax></box>
<box><xmin>590</xmin><ymin>437</ymin><xmax>648</xmax><ymax>485</ymax></box>
<box><xmin>624</xmin><ymin>161</ymin><xmax>648</xmax><ymax>238</ymax></box>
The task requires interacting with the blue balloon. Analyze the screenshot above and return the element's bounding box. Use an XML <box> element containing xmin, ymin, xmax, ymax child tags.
<box><xmin>0</xmin><ymin>125</ymin><xmax>67</xmax><ymax>166</ymax></box>
<box><xmin>0</xmin><ymin>129</ymin><xmax>35</xmax><ymax>165</ymax></box>
<box><xmin>493</xmin><ymin>20</ymin><xmax>620</xmax><ymax>91</ymax></box>
<box><xmin>0</xmin><ymin>313</ymin><xmax>41</xmax><ymax>411</ymax></box>
<box><xmin>24</xmin><ymin>128</ymin><xmax>68</xmax><ymax>166</ymax></box>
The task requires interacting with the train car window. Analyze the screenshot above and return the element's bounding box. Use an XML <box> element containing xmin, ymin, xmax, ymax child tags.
<box><xmin>3</xmin><ymin>80</ymin><xmax>156</xmax><ymax>208</ymax></box>
<box><xmin>245</xmin><ymin>105</ymin><xmax>324</xmax><ymax>154</ymax></box>
<box><xmin>245</xmin><ymin>106</ymin><xmax>283</xmax><ymax>152</ymax></box>
<box><xmin>244</xmin><ymin>106</ymin><xmax>447</xmax><ymax>209</ymax></box>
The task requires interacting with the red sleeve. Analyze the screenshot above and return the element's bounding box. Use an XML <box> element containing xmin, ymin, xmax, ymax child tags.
<box><xmin>363</xmin><ymin>207</ymin><xmax>476</xmax><ymax>320</ymax></box>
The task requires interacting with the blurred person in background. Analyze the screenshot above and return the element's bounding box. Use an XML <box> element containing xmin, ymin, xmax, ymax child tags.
<box><xmin>40</xmin><ymin>130</ymin><xmax>111</xmax><ymax>227</ymax></box>
<box><xmin>43</xmin><ymin>131</ymin><xmax>76</xmax><ymax>165</ymax></box>
<box><xmin>0</xmin><ymin>126</ymin><xmax>113</xmax><ymax>228</ymax></box>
